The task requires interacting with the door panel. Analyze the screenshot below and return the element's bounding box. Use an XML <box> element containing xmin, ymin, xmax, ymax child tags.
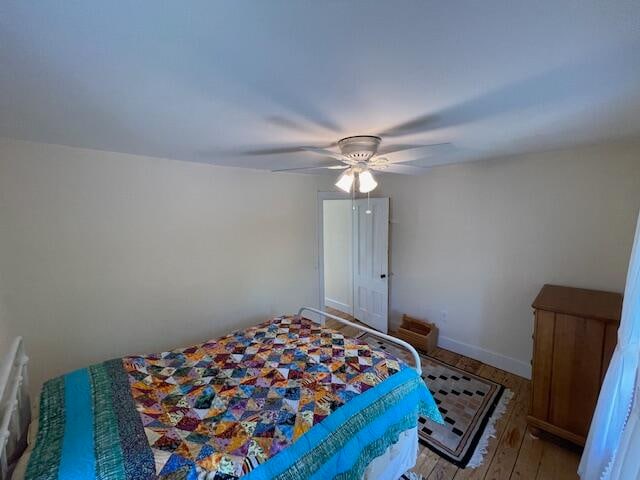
<box><xmin>353</xmin><ymin>198</ymin><xmax>389</xmax><ymax>332</ymax></box>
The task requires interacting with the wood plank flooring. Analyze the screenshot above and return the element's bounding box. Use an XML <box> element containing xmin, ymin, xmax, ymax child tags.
<box><xmin>323</xmin><ymin>308</ymin><xmax>582</xmax><ymax>480</ymax></box>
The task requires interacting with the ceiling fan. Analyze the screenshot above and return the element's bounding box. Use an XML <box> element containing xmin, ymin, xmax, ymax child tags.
<box><xmin>197</xmin><ymin>111</ymin><xmax>456</xmax><ymax>192</ymax></box>
<box><xmin>268</xmin><ymin>135</ymin><xmax>451</xmax><ymax>193</ymax></box>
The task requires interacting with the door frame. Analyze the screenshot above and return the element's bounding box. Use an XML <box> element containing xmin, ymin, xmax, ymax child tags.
<box><xmin>317</xmin><ymin>191</ymin><xmax>352</xmax><ymax>314</ymax></box>
<box><xmin>317</xmin><ymin>191</ymin><xmax>390</xmax><ymax>323</ymax></box>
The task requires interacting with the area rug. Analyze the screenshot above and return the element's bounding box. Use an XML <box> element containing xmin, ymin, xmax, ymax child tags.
<box><xmin>400</xmin><ymin>472</ymin><xmax>422</xmax><ymax>480</ymax></box>
<box><xmin>358</xmin><ymin>333</ymin><xmax>513</xmax><ymax>469</ymax></box>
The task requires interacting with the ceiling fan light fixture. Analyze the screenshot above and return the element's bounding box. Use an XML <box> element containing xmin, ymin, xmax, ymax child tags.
<box><xmin>358</xmin><ymin>169</ymin><xmax>377</xmax><ymax>193</ymax></box>
<box><xmin>335</xmin><ymin>168</ymin><xmax>355</xmax><ymax>193</ymax></box>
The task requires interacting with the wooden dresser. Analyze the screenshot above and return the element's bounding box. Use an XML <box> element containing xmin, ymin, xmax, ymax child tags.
<box><xmin>528</xmin><ymin>284</ymin><xmax>622</xmax><ymax>445</ymax></box>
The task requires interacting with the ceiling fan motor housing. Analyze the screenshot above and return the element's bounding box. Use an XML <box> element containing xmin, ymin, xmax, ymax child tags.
<box><xmin>338</xmin><ymin>135</ymin><xmax>381</xmax><ymax>161</ymax></box>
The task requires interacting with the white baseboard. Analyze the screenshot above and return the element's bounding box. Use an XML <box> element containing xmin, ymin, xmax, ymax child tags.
<box><xmin>324</xmin><ymin>298</ymin><xmax>352</xmax><ymax>315</ymax></box>
<box><xmin>438</xmin><ymin>335</ymin><xmax>531</xmax><ymax>379</ymax></box>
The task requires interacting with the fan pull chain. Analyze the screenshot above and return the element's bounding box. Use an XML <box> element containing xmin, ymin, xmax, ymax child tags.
<box><xmin>366</xmin><ymin>192</ymin><xmax>372</xmax><ymax>214</ymax></box>
<box><xmin>352</xmin><ymin>181</ymin><xmax>356</xmax><ymax>210</ymax></box>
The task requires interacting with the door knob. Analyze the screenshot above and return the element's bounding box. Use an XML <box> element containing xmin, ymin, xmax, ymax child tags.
<box><xmin>380</xmin><ymin>274</ymin><xmax>387</xmax><ymax>279</ymax></box>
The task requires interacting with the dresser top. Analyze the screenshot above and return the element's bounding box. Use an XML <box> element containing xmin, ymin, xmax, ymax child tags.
<box><xmin>532</xmin><ymin>284</ymin><xmax>623</xmax><ymax>323</ymax></box>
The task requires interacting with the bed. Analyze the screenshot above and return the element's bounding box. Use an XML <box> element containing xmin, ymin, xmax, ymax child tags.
<box><xmin>1</xmin><ymin>307</ymin><xmax>442</xmax><ymax>480</ymax></box>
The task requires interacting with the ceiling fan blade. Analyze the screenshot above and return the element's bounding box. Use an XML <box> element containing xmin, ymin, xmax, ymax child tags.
<box><xmin>265</xmin><ymin>116</ymin><xmax>316</xmax><ymax>133</ymax></box>
<box><xmin>372</xmin><ymin>143</ymin><xmax>453</xmax><ymax>165</ymax></box>
<box><xmin>264</xmin><ymin>116</ymin><xmax>345</xmax><ymax>138</ymax></box>
<box><xmin>242</xmin><ymin>145</ymin><xmax>310</xmax><ymax>156</ymax></box>
<box><xmin>376</xmin><ymin>114</ymin><xmax>441</xmax><ymax>138</ymax></box>
<box><xmin>301</xmin><ymin>146</ymin><xmax>351</xmax><ymax>162</ymax></box>
<box><xmin>376</xmin><ymin>144</ymin><xmax>432</xmax><ymax>156</ymax></box>
<box><xmin>259</xmin><ymin>100</ymin><xmax>341</xmax><ymax>133</ymax></box>
<box><xmin>374</xmin><ymin>50</ymin><xmax>635</xmax><ymax>139</ymax></box>
<box><xmin>376</xmin><ymin>142</ymin><xmax>451</xmax><ymax>157</ymax></box>
<box><xmin>236</xmin><ymin>142</ymin><xmax>336</xmax><ymax>156</ymax></box>
<box><xmin>272</xmin><ymin>165</ymin><xmax>346</xmax><ymax>173</ymax></box>
<box><xmin>373</xmin><ymin>164</ymin><xmax>431</xmax><ymax>175</ymax></box>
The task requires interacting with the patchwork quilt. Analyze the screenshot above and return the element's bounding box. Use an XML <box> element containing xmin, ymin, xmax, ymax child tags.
<box><xmin>26</xmin><ymin>316</ymin><xmax>442</xmax><ymax>480</ymax></box>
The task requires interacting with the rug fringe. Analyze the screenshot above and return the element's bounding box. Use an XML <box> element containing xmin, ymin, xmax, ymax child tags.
<box><xmin>465</xmin><ymin>388</ymin><xmax>514</xmax><ymax>469</ymax></box>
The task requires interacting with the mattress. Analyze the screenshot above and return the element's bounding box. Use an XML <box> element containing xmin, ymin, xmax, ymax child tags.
<box><xmin>18</xmin><ymin>316</ymin><xmax>442</xmax><ymax>479</ymax></box>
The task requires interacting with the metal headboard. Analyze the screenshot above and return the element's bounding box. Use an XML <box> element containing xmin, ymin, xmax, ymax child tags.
<box><xmin>297</xmin><ymin>307</ymin><xmax>422</xmax><ymax>375</ymax></box>
<box><xmin>0</xmin><ymin>337</ymin><xmax>30</xmax><ymax>480</ymax></box>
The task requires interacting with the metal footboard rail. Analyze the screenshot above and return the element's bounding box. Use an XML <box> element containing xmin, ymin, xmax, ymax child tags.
<box><xmin>297</xmin><ymin>307</ymin><xmax>422</xmax><ymax>376</ymax></box>
<box><xmin>0</xmin><ymin>337</ymin><xmax>30</xmax><ymax>480</ymax></box>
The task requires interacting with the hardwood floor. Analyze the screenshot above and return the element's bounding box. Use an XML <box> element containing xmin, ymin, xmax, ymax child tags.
<box><xmin>323</xmin><ymin>308</ymin><xmax>582</xmax><ymax>480</ymax></box>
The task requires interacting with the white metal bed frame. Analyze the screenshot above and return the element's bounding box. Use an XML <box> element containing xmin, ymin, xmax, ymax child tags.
<box><xmin>0</xmin><ymin>308</ymin><xmax>422</xmax><ymax>480</ymax></box>
<box><xmin>0</xmin><ymin>337</ymin><xmax>30</xmax><ymax>480</ymax></box>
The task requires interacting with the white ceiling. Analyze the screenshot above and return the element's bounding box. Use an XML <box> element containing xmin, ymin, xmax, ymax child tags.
<box><xmin>1</xmin><ymin>1</ymin><xmax>640</xmax><ymax>173</ymax></box>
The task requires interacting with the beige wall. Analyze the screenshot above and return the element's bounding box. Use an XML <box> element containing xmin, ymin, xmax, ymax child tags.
<box><xmin>2</xmin><ymin>137</ymin><xmax>638</xmax><ymax>388</ymax></box>
<box><xmin>0</xmin><ymin>138</ymin><xmax>320</xmax><ymax>391</ymax></box>
<box><xmin>323</xmin><ymin>199</ymin><xmax>353</xmax><ymax>313</ymax></box>
<box><xmin>366</xmin><ymin>141</ymin><xmax>640</xmax><ymax>377</ymax></box>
